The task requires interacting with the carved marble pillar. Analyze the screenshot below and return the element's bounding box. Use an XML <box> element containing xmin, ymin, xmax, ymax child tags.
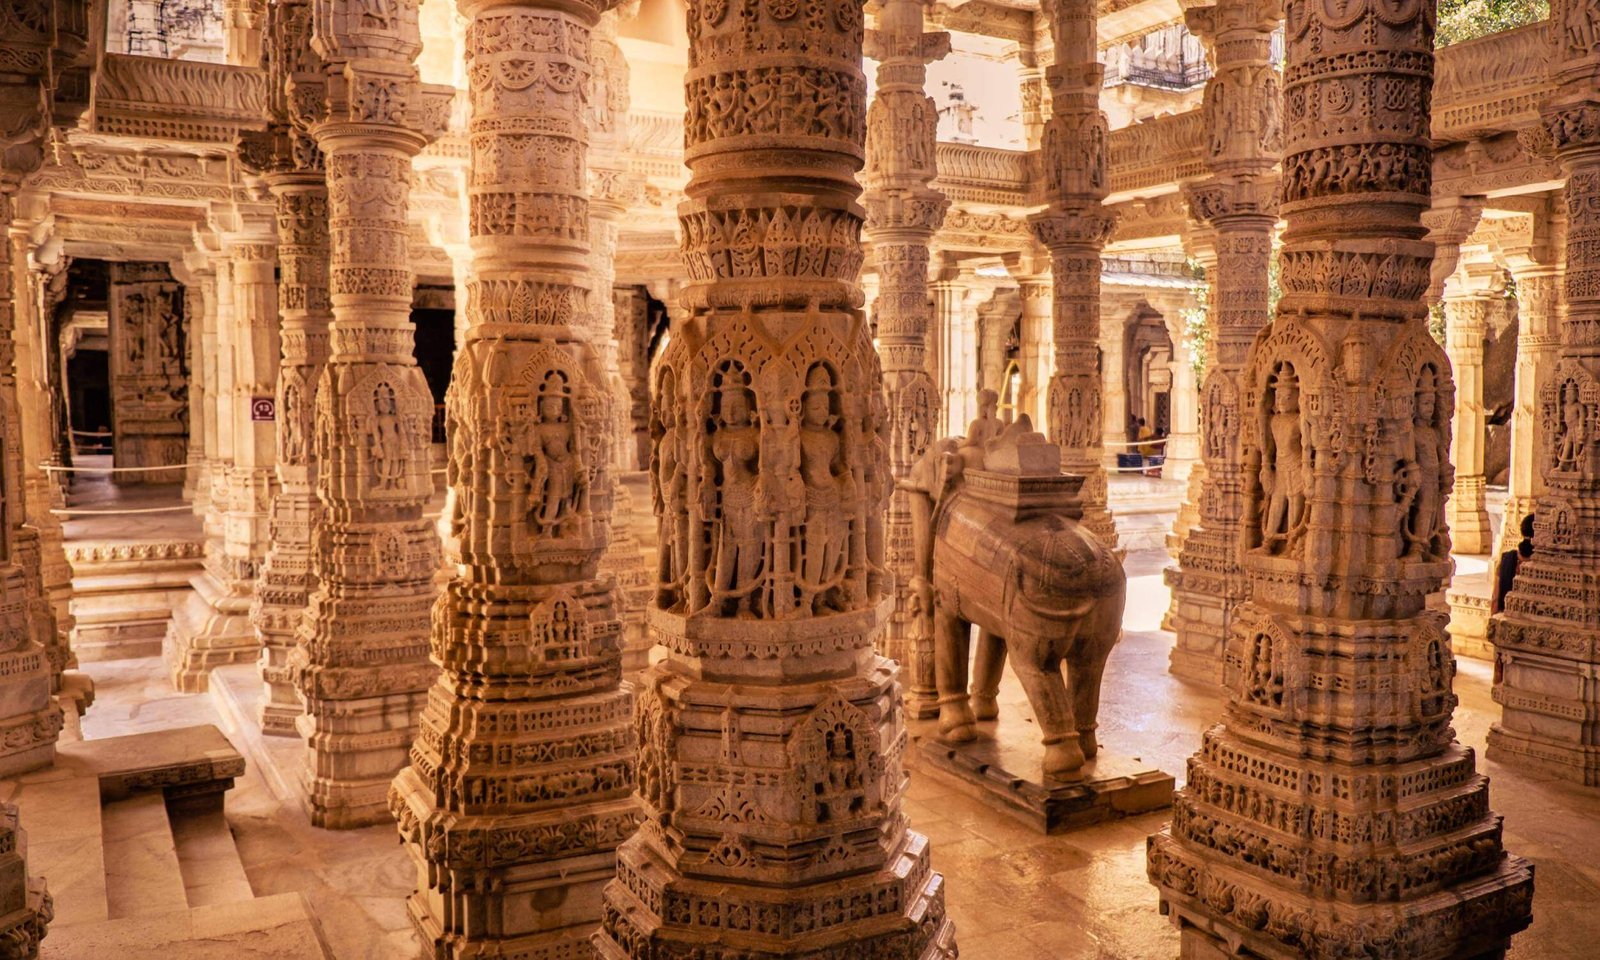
<box><xmin>164</xmin><ymin>225</ymin><xmax>279</xmax><ymax>693</ymax></box>
<box><xmin>1030</xmin><ymin>0</ymin><xmax>1116</xmax><ymax>547</ymax></box>
<box><xmin>594</xmin><ymin>0</ymin><xmax>956</xmax><ymax>948</ymax></box>
<box><xmin>861</xmin><ymin>0</ymin><xmax>947</xmax><ymax>715</ymax></box>
<box><xmin>244</xmin><ymin>0</ymin><xmax>329</xmax><ymax>736</ymax></box>
<box><xmin>932</xmin><ymin>267</ymin><xmax>976</xmax><ymax>438</ymax></box>
<box><xmin>1010</xmin><ymin>266</ymin><xmax>1052</xmax><ymax>429</ymax></box>
<box><xmin>1148</xmin><ymin>0</ymin><xmax>1536</xmax><ymax>951</ymax></box>
<box><xmin>589</xmin><ymin>12</ymin><xmax>654</xmax><ymax>679</ymax></box>
<box><xmin>388</xmin><ymin>0</ymin><xmax>641</xmax><ymax>951</ymax></box>
<box><xmin>613</xmin><ymin>286</ymin><xmax>651</xmax><ymax>474</ymax></box>
<box><xmin>1496</xmin><ymin>208</ymin><xmax>1564</xmax><ymax>560</ymax></box>
<box><xmin>1162</xmin><ymin>0</ymin><xmax>1280</xmax><ymax>680</ymax></box>
<box><xmin>12</xmin><ymin>230</ymin><xmax>79</xmax><ymax>702</ymax></box>
<box><xmin>298</xmin><ymin>0</ymin><xmax>450</xmax><ymax>829</ymax></box>
<box><xmin>1489</xmin><ymin>1</ymin><xmax>1600</xmax><ymax>787</ymax></box>
<box><xmin>222</xmin><ymin>0</ymin><xmax>265</xmax><ymax>66</ymax></box>
<box><xmin>1165</xmin><ymin>232</ymin><xmax>1213</xmax><ymax>561</ymax></box>
<box><xmin>1160</xmin><ymin>305</ymin><xmax>1200</xmax><ymax>485</ymax></box>
<box><xmin>0</xmin><ymin>1</ymin><xmax>77</xmax><ymax>776</ymax></box>
<box><xmin>1442</xmin><ymin>279</ymin><xmax>1495</xmax><ymax>555</ymax></box>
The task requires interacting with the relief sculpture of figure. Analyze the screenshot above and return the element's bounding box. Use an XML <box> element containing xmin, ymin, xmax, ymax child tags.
<box><xmin>704</xmin><ymin>371</ymin><xmax>765</xmax><ymax>617</ymax></box>
<box><xmin>1258</xmin><ymin>364</ymin><xmax>1310</xmax><ymax>554</ymax></box>
<box><xmin>528</xmin><ymin>371</ymin><xmax>584</xmax><ymax>537</ymax></box>
<box><xmin>902</xmin><ymin>418</ymin><xmax>1126</xmax><ymax>780</ymax></box>
<box><xmin>653</xmin><ymin>372</ymin><xmax>689</xmax><ymax>608</ymax></box>
<box><xmin>798</xmin><ymin>366</ymin><xmax>854</xmax><ymax>614</ymax></box>
<box><xmin>1400</xmin><ymin>366</ymin><xmax>1445</xmax><ymax>560</ymax></box>
<box><xmin>368</xmin><ymin>383</ymin><xmax>408</xmax><ymax>491</ymax></box>
<box><xmin>1557</xmin><ymin>380</ymin><xmax>1588</xmax><ymax>471</ymax></box>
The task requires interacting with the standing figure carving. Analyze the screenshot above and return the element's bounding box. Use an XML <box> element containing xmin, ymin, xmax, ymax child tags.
<box><xmin>1257</xmin><ymin>363</ymin><xmax>1309</xmax><ymax>555</ymax></box>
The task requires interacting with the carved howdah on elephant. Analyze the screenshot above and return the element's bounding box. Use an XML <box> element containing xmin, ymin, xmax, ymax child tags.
<box><xmin>903</xmin><ymin>396</ymin><xmax>1127</xmax><ymax>781</ymax></box>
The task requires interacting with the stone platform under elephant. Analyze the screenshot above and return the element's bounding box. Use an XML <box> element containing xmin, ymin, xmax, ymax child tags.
<box><xmin>909</xmin><ymin>703</ymin><xmax>1174</xmax><ymax>833</ymax></box>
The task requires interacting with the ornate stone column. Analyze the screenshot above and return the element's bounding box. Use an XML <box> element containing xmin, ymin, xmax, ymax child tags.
<box><xmin>1148</xmin><ymin>0</ymin><xmax>1536</xmax><ymax>952</ymax></box>
<box><xmin>613</xmin><ymin>286</ymin><xmax>651</xmax><ymax>473</ymax></box>
<box><xmin>0</xmin><ymin>0</ymin><xmax>82</xmax><ymax>775</ymax></box>
<box><xmin>931</xmin><ymin>264</ymin><xmax>976</xmax><ymax>437</ymax></box>
<box><xmin>1009</xmin><ymin>262</ymin><xmax>1052</xmax><ymax>429</ymax></box>
<box><xmin>1489</xmin><ymin>0</ymin><xmax>1600</xmax><ymax>786</ymax></box>
<box><xmin>595</xmin><ymin>0</ymin><xmax>956</xmax><ymax>948</ymax></box>
<box><xmin>1496</xmin><ymin>203</ymin><xmax>1563</xmax><ymax>559</ymax></box>
<box><xmin>248</xmin><ymin>0</ymin><xmax>330</xmax><ymax>736</ymax></box>
<box><xmin>1159</xmin><ymin>302</ymin><xmax>1200</xmax><ymax>486</ymax></box>
<box><xmin>12</xmin><ymin>227</ymin><xmax>79</xmax><ymax>702</ymax></box>
<box><xmin>164</xmin><ymin>214</ymin><xmax>279</xmax><ymax>692</ymax></box>
<box><xmin>1162</xmin><ymin>0</ymin><xmax>1279</xmax><ymax>681</ymax></box>
<box><xmin>298</xmin><ymin>0</ymin><xmax>451</xmax><ymax>829</ymax></box>
<box><xmin>590</xmin><ymin>11</ymin><xmax>655</xmax><ymax>678</ymax></box>
<box><xmin>862</xmin><ymin>0</ymin><xmax>947</xmax><ymax>714</ymax></box>
<box><xmin>1165</xmin><ymin>229</ymin><xmax>1213</xmax><ymax>561</ymax></box>
<box><xmin>388</xmin><ymin>0</ymin><xmax>640</xmax><ymax>951</ymax></box>
<box><xmin>1030</xmin><ymin>0</ymin><xmax>1116</xmax><ymax>547</ymax></box>
<box><xmin>1441</xmin><ymin>270</ymin><xmax>1498</xmax><ymax>555</ymax></box>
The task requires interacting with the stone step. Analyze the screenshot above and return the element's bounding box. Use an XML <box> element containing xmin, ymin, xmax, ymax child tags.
<box><xmin>167</xmin><ymin>795</ymin><xmax>255</xmax><ymax>908</ymax></box>
<box><xmin>45</xmin><ymin>891</ymin><xmax>333</xmax><ymax>959</ymax></box>
<box><xmin>101</xmin><ymin>792</ymin><xmax>189</xmax><ymax>919</ymax></box>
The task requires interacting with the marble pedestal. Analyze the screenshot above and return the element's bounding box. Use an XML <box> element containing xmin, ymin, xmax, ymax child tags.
<box><xmin>0</xmin><ymin>643</ymin><xmax>61</xmax><ymax>779</ymax></box>
<box><xmin>910</xmin><ymin>702</ymin><xmax>1173</xmax><ymax>833</ymax></box>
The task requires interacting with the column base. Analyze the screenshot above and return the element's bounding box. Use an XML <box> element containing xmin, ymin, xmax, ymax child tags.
<box><xmin>299</xmin><ymin>687</ymin><xmax>429</xmax><ymax>830</ymax></box>
<box><xmin>392</xmin><ymin>765</ymin><xmax>637</xmax><ymax>960</ymax></box>
<box><xmin>1163</xmin><ymin>572</ymin><xmax>1231</xmax><ymax>686</ymax></box>
<box><xmin>1151</xmin><ymin>833</ymin><xmax>1532</xmax><ymax>960</ymax></box>
<box><xmin>163</xmin><ymin>572</ymin><xmax>258</xmax><ymax>693</ymax></box>
<box><xmin>1446</xmin><ymin>495</ymin><xmax>1493</xmax><ymax>556</ymax></box>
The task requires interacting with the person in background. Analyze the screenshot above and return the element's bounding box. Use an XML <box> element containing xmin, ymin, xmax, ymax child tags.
<box><xmin>1491</xmin><ymin>513</ymin><xmax>1536</xmax><ymax>615</ymax></box>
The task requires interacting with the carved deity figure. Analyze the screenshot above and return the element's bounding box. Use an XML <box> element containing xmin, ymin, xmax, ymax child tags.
<box><xmin>283</xmin><ymin>382</ymin><xmax>307</xmax><ymax>463</ymax></box>
<box><xmin>705</xmin><ymin>370</ymin><xmax>764</xmax><ymax>617</ymax></box>
<box><xmin>1556</xmin><ymin>379</ymin><xmax>1589</xmax><ymax>471</ymax></box>
<box><xmin>1399</xmin><ymin>366</ymin><xmax>1446</xmax><ymax>560</ymax></box>
<box><xmin>963</xmin><ymin>388</ymin><xmax>1004</xmax><ymax>450</ymax></box>
<box><xmin>653</xmin><ymin>373</ymin><xmax>690</xmax><ymax>608</ymax></box>
<box><xmin>368</xmin><ymin>383</ymin><xmax>408</xmax><ymax>491</ymax></box>
<box><xmin>798</xmin><ymin>366</ymin><xmax>854</xmax><ymax>614</ymax></box>
<box><xmin>529</xmin><ymin>371</ymin><xmax>584</xmax><ymax>537</ymax></box>
<box><xmin>1258</xmin><ymin>365</ymin><xmax>1309</xmax><ymax>554</ymax></box>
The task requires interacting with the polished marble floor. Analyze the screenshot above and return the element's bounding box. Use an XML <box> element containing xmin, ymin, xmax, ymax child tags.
<box><xmin>74</xmin><ymin>548</ymin><xmax>1596</xmax><ymax>958</ymax></box>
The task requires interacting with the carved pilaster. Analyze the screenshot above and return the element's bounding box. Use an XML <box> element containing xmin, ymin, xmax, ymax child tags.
<box><xmin>1489</xmin><ymin>0</ymin><xmax>1600</xmax><ymax>787</ymax></box>
<box><xmin>1029</xmin><ymin>0</ymin><xmax>1116</xmax><ymax>548</ymax></box>
<box><xmin>1441</xmin><ymin>274</ymin><xmax>1498</xmax><ymax>555</ymax></box>
<box><xmin>1148</xmin><ymin>0</ymin><xmax>1536</xmax><ymax>952</ymax></box>
<box><xmin>1164</xmin><ymin>0</ymin><xmax>1281</xmax><ymax>683</ymax></box>
<box><xmin>595</xmin><ymin>0</ymin><xmax>955</xmax><ymax>951</ymax></box>
<box><xmin>297</xmin><ymin>0</ymin><xmax>452</xmax><ymax>829</ymax></box>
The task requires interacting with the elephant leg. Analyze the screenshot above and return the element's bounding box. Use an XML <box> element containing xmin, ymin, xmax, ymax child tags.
<box><xmin>971</xmin><ymin>628</ymin><xmax>1005</xmax><ymax>721</ymax></box>
<box><xmin>1068</xmin><ymin>646</ymin><xmax>1111</xmax><ymax>762</ymax></box>
<box><xmin>1011</xmin><ymin>654</ymin><xmax>1085</xmax><ymax>780</ymax></box>
<box><xmin>935</xmin><ymin>614</ymin><xmax>977</xmax><ymax>742</ymax></box>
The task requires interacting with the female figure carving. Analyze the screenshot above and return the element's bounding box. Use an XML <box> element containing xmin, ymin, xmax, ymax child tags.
<box><xmin>654</xmin><ymin>373</ymin><xmax>690</xmax><ymax>607</ymax></box>
<box><xmin>798</xmin><ymin>366</ymin><xmax>852</xmax><ymax>613</ymax></box>
<box><xmin>368</xmin><ymin>383</ymin><xmax>407</xmax><ymax>490</ymax></box>
<box><xmin>706</xmin><ymin>370</ymin><xmax>764</xmax><ymax>617</ymax></box>
<box><xmin>1557</xmin><ymin>380</ymin><xmax>1588</xmax><ymax>470</ymax></box>
<box><xmin>1399</xmin><ymin>366</ymin><xmax>1445</xmax><ymax>560</ymax></box>
<box><xmin>529</xmin><ymin>371</ymin><xmax>583</xmax><ymax>537</ymax></box>
<box><xmin>1258</xmin><ymin>365</ymin><xmax>1309</xmax><ymax>554</ymax></box>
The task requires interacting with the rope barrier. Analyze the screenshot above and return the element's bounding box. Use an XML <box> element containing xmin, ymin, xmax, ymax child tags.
<box><xmin>41</xmin><ymin>462</ymin><xmax>198</xmax><ymax>475</ymax></box>
<box><xmin>69</xmin><ymin>429</ymin><xmax>113</xmax><ymax>437</ymax></box>
<box><xmin>51</xmin><ymin>504</ymin><xmax>196</xmax><ymax>516</ymax></box>
<box><xmin>1102</xmin><ymin>437</ymin><xmax>1170</xmax><ymax>449</ymax></box>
